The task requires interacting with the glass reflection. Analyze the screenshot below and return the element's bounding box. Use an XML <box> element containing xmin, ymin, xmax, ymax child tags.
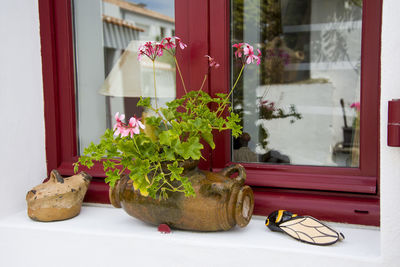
<box><xmin>231</xmin><ymin>0</ymin><xmax>362</xmax><ymax>167</ymax></box>
<box><xmin>74</xmin><ymin>0</ymin><xmax>175</xmax><ymax>154</ymax></box>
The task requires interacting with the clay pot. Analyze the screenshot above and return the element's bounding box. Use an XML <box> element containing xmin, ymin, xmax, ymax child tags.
<box><xmin>26</xmin><ymin>170</ymin><xmax>91</xmax><ymax>222</ymax></box>
<box><xmin>109</xmin><ymin>161</ymin><xmax>254</xmax><ymax>231</ymax></box>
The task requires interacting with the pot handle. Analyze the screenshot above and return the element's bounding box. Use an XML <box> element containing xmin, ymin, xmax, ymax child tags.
<box><xmin>220</xmin><ymin>164</ymin><xmax>246</xmax><ymax>185</ymax></box>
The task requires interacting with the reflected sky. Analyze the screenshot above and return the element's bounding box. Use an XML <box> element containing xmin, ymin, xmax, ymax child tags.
<box><xmin>127</xmin><ymin>0</ymin><xmax>175</xmax><ymax>18</ymax></box>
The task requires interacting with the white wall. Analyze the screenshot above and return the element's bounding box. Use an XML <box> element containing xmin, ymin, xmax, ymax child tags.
<box><xmin>1</xmin><ymin>0</ymin><xmax>400</xmax><ymax>266</ymax></box>
<box><xmin>0</xmin><ymin>1</ymin><xmax>46</xmax><ymax>218</ymax></box>
<box><xmin>380</xmin><ymin>0</ymin><xmax>400</xmax><ymax>265</ymax></box>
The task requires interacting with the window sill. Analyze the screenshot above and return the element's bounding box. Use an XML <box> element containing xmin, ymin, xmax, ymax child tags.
<box><xmin>0</xmin><ymin>205</ymin><xmax>380</xmax><ymax>266</ymax></box>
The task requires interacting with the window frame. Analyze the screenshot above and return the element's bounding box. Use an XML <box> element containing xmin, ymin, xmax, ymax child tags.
<box><xmin>39</xmin><ymin>0</ymin><xmax>381</xmax><ymax>225</ymax></box>
<box><xmin>208</xmin><ymin>0</ymin><xmax>381</xmax><ymax>226</ymax></box>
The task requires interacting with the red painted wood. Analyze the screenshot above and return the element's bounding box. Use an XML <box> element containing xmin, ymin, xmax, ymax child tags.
<box><xmin>83</xmin><ymin>179</ymin><xmax>110</xmax><ymax>204</ymax></box>
<box><xmin>175</xmin><ymin>0</ymin><xmax>212</xmax><ymax>170</ymax></box>
<box><xmin>175</xmin><ymin>0</ymin><xmax>209</xmax><ymax>95</ymax></box>
<box><xmin>253</xmin><ymin>188</ymin><xmax>379</xmax><ymax>226</ymax></box>
<box><xmin>54</xmin><ymin>0</ymin><xmax>77</xmax><ymax>162</ymax></box>
<box><xmin>174</xmin><ymin>0</ymin><xmax>189</xmax><ymax>99</ymax></box>
<box><xmin>39</xmin><ymin>0</ymin><xmax>62</xmax><ymax>176</ymax></box>
<box><xmin>209</xmin><ymin>0</ymin><xmax>231</xmax><ymax>171</ymax></box>
<box><xmin>359</xmin><ymin>0</ymin><xmax>382</xmax><ymax>194</ymax></box>
<box><xmin>214</xmin><ymin>166</ymin><xmax>376</xmax><ymax>193</ymax></box>
<box><xmin>209</xmin><ymin>0</ymin><xmax>381</xmax><ymax>194</ymax></box>
<box><xmin>41</xmin><ymin>0</ymin><xmax>77</xmax><ymax>177</ymax></box>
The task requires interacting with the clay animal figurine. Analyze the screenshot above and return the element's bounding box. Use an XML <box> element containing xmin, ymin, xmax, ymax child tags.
<box><xmin>26</xmin><ymin>170</ymin><xmax>92</xmax><ymax>222</ymax></box>
<box><xmin>265</xmin><ymin>210</ymin><xmax>345</xmax><ymax>245</ymax></box>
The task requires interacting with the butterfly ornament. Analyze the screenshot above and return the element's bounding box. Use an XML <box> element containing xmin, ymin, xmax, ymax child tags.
<box><xmin>265</xmin><ymin>210</ymin><xmax>345</xmax><ymax>246</ymax></box>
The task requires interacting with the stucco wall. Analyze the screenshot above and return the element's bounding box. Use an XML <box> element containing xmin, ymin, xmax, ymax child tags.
<box><xmin>0</xmin><ymin>0</ymin><xmax>400</xmax><ymax>266</ymax></box>
<box><xmin>380</xmin><ymin>0</ymin><xmax>400</xmax><ymax>265</ymax></box>
<box><xmin>0</xmin><ymin>1</ymin><xmax>46</xmax><ymax>218</ymax></box>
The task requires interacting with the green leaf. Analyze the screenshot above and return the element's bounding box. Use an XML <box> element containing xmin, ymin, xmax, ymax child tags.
<box><xmin>160</xmin><ymin>108</ymin><xmax>175</xmax><ymax>121</ymax></box>
<box><xmin>105</xmin><ymin>169</ymin><xmax>120</xmax><ymax>188</ymax></box>
<box><xmin>167</xmin><ymin>161</ymin><xmax>184</xmax><ymax>175</ymax></box>
<box><xmin>159</xmin><ymin>130</ymin><xmax>174</xmax><ymax>146</ymax></box>
<box><xmin>137</xmin><ymin>97</ymin><xmax>151</xmax><ymax>108</ymax></box>
<box><xmin>175</xmin><ymin>137</ymin><xmax>204</xmax><ymax>160</ymax></box>
<box><xmin>201</xmin><ymin>131</ymin><xmax>215</xmax><ymax>149</ymax></box>
<box><xmin>145</xmin><ymin>116</ymin><xmax>162</xmax><ymax>127</ymax></box>
<box><xmin>162</xmin><ymin>147</ymin><xmax>176</xmax><ymax>161</ymax></box>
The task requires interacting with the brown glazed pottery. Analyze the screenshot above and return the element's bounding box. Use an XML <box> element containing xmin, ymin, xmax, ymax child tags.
<box><xmin>26</xmin><ymin>170</ymin><xmax>92</xmax><ymax>222</ymax></box>
<box><xmin>110</xmin><ymin>161</ymin><xmax>254</xmax><ymax>231</ymax></box>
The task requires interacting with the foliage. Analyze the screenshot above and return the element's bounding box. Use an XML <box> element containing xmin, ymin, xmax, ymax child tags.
<box><xmin>74</xmin><ymin>37</ymin><xmax>259</xmax><ymax>200</ymax></box>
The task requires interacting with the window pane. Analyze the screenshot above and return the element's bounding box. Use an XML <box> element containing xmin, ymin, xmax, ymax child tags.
<box><xmin>73</xmin><ymin>0</ymin><xmax>175</xmax><ymax>154</ymax></box>
<box><xmin>231</xmin><ymin>0</ymin><xmax>362</xmax><ymax>167</ymax></box>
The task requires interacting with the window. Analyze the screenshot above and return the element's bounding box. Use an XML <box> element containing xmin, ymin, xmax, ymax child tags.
<box><xmin>39</xmin><ymin>0</ymin><xmax>381</xmax><ymax>225</ymax></box>
<box><xmin>208</xmin><ymin>0</ymin><xmax>380</xmax><ymax>225</ymax></box>
<box><xmin>73</xmin><ymin>0</ymin><xmax>176</xmax><ymax>155</ymax></box>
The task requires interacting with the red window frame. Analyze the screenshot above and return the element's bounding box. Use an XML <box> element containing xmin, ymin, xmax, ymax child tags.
<box><xmin>39</xmin><ymin>0</ymin><xmax>381</xmax><ymax>225</ymax></box>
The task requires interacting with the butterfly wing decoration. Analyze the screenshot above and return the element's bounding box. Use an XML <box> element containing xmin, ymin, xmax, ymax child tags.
<box><xmin>265</xmin><ymin>210</ymin><xmax>345</xmax><ymax>246</ymax></box>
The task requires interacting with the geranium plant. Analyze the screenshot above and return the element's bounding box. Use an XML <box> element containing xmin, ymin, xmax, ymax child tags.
<box><xmin>74</xmin><ymin>38</ymin><xmax>260</xmax><ymax>200</ymax></box>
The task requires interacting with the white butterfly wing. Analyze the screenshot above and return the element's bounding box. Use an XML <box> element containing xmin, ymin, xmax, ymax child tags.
<box><xmin>278</xmin><ymin>216</ymin><xmax>343</xmax><ymax>245</ymax></box>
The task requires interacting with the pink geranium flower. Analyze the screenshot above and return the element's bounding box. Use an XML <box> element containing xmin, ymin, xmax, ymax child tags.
<box><xmin>161</xmin><ymin>37</ymin><xmax>176</xmax><ymax>50</ymax></box>
<box><xmin>256</xmin><ymin>49</ymin><xmax>262</xmax><ymax>65</ymax></box>
<box><xmin>113</xmin><ymin>112</ymin><xmax>126</xmax><ymax>136</ymax></box>
<box><xmin>243</xmin><ymin>44</ymin><xmax>259</xmax><ymax>65</ymax></box>
<box><xmin>204</xmin><ymin>55</ymin><xmax>220</xmax><ymax>68</ymax></box>
<box><xmin>174</xmin><ymin>36</ymin><xmax>187</xmax><ymax>50</ymax></box>
<box><xmin>114</xmin><ymin>112</ymin><xmax>125</xmax><ymax>124</ymax></box>
<box><xmin>126</xmin><ymin>117</ymin><xmax>145</xmax><ymax>137</ymax></box>
<box><xmin>232</xmin><ymin>43</ymin><xmax>244</xmax><ymax>58</ymax></box>
<box><xmin>232</xmin><ymin>43</ymin><xmax>261</xmax><ymax>65</ymax></box>
<box><xmin>138</xmin><ymin>41</ymin><xmax>164</xmax><ymax>61</ymax></box>
<box><xmin>113</xmin><ymin>113</ymin><xmax>144</xmax><ymax>138</ymax></box>
<box><xmin>160</xmin><ymin>36</ymin><xmax>187</xmax><ymax>56</ymax></box>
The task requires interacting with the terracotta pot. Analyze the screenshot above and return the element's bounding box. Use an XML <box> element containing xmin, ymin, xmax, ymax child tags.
<box><xmin>109</xmin><ymin>161</ymin><xmax>254</xmax><ymax>231</ymax></box>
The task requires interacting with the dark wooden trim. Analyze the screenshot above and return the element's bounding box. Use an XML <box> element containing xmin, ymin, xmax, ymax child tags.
<box><xmin>39</xmin><ymin>0</ymin><xmax>61</xmax><ymax>176</ymax></box>
<box><xmin>359</xmin><ymin>0</ymin><xmax>382</xmax><ymax>195</ymax></box>
<box><xmin>175</xmin><ymin>0</ymin><xmax>212</xmax><ymax>170</ymax></box>
<box><xmin>40</xmin><ymin>0</ymin><xmax>77</xmax><ymax>178</ymax></box>
<box><xmin>253</xmin><ymin>188</ymin><xmax>379</xmax><ymax>226</ymax></box>
<box><xmin>53</xmin><ymin>0</ymin><xmax>78</xmax><ymax>163</ymax></box>
<box><xmin>209</xmin><ymin>0</ymin><xmax>231</xmax><ymax>171</ymax></box>
<box><xmin>40</xmin><ymin>0</ymin><xmax>79</xmax><ymax>179</ymax></box>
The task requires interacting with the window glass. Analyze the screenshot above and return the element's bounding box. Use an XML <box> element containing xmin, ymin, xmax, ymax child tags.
<box><xmin>231</xmin><ymin>0</ymin><xmax>362</xmax><ymax>167</ymax></box>
<box><xmin>73</xmin><ymin>0</ymin><xmax>175</xmax><ymax>154</ymax></box>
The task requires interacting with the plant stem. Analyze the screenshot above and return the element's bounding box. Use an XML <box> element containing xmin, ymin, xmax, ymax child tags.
<box><xmin>174</xmin><ymin>56</ymin><xmax>188</xmax><ymax>94</ymax></box>
<box><xmin>118</xmin><ymin>167</ymin><xmax>127</xmax><ymax>177</ymax></box>
<box><xmin>132</xmin><ymin>137</ymin><xmax>142</xmax><ymax>156</ymax></box>
<box><xmin>216</xmin><ymin>63</ymin><xmax>246</xmax><ymax>117</ymax></box>
<box><xmin>152</xmin><ymin>60</ymin><xmax>158</xmax><ymax>110</ymax></box>
<box><xmin>198</xmin><ymin>74</ymin><xmax>208</xmax><ymax>92</ymax></box>
<box><xmin>192</xmin><ymin>74</ymin><xmax>208</xmax><ymax>104</ymax></box>
<box><xmin>225</xmin><ymin>63</ymin><xmax>245</xmax><ymax>104</ymax></box>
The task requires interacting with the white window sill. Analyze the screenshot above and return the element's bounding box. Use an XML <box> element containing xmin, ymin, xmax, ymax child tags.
<box><xmin>0</xmin><ymin>205</ymin><xmax>380</xmax><ymax>267</ymax></box>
